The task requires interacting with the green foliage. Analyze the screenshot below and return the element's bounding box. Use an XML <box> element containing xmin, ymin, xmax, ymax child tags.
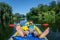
<box><xmin>0</xmin><ymin>2</ymin><xmax>13</xmax><ymax>28</ymax></box>
<box><xmin>0</xmin><ymin>2</ymin><xmax>25</xmax><ymax>40</ymax></box>
<box><xmin>13</xmin><ymin>13</ymin><xmax>21</xmax><ymax>23</ymax></box>
<box><xmin>13</xmin><ymin>13</ymin><xmax>25</xmax><ymax>23</ymax></box>
<box><xmin>0</xmin><ymin>2</ymin><xmax>13</xmax><ymax>40</ymax></box>
<box><xmin>26</xmin><ymin>1</ymin><xmax>60</xmax><ymax>32</ymax></box>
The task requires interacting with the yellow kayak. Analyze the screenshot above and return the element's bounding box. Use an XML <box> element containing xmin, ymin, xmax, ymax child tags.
<box><xmin>9</xmin><ymin>22</ymin><xmax>48</xmax><ymax>40</ymax></box>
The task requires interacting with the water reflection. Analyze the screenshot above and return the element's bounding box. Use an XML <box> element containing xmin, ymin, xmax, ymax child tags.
<box><xmin>20</xmin><ymin>18</ymin><xmax>27</xmax><ymax>26</ymax></box>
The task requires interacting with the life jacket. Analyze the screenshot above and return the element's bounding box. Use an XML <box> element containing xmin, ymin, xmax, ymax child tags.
<box><xmin>22</xmin><ymin>26</ymin><xmax>28</xmax><ymax>31</ymax></box>
<box><xmin>28</xmin><ymin>24</ymin><xmax>35</xmax><ymax>29</ymax></box>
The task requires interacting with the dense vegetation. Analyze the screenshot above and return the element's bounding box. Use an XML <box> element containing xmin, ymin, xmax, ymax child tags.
<box><xmin>0</xmin><ymin>2</ymin><xmax>13</xmax><ymax>40</ymax></box>
<box><xmin>0</xmin><ymin>1</ymin><xmax>60</xmax><ymax>40</ymax></box>
<box><xmin>0</xmin><ymin>2</ymin><xmax>24</xmax><ymax>40</ymax></box>
<box><xmin>26</xmin><ymin>1</ymin><xmax>60</xmax><ymax>32</ymax></box>
<box><xmin>13</xmin><ymin>13</ymin><xmax>25</xmax><ymax>23</ymax></box>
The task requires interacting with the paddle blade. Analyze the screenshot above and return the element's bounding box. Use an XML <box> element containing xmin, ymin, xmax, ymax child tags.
<box><xmin>9</xmin><ymin>24</ymin><xmax>15</xmax><ymax>27</ymax></box>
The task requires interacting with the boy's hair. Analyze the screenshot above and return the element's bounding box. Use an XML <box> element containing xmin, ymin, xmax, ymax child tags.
<box><xmin>29</xmin><ymin>20</ymin><xmax>33</xmax><ymax>22</ymax></box>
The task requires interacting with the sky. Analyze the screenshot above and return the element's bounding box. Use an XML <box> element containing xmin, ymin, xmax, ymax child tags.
<box><xmin>0</xmin><ymin>0</ymin><xmax>57</xmax><ymax>15</ymax></box>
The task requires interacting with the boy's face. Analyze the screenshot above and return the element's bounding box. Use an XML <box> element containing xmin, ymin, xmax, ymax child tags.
<box><xmin>29</xmin><ymin>21</ymin><xmax>33</xmax><ymax>24</ymax></box>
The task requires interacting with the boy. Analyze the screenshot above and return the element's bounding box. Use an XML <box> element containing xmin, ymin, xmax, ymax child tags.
<box><xmin>16</xmin><ymin>21</ymin><xmax>49</xmax><ymax>38</ymax></box>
